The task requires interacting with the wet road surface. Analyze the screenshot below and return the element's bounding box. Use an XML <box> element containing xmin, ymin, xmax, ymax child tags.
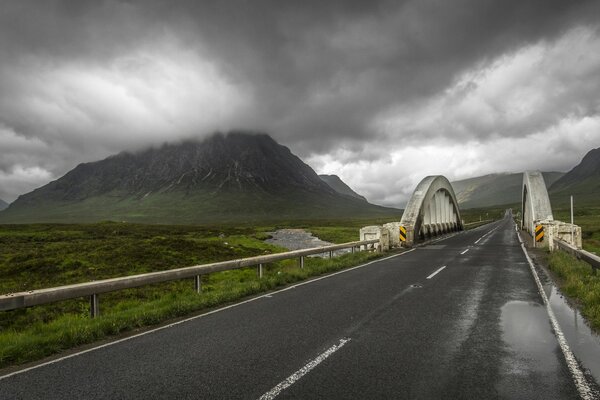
<box><xmin>0</xmin><ymin>214</ymin><xmax>595</xmax><ymax>399</ymax></box>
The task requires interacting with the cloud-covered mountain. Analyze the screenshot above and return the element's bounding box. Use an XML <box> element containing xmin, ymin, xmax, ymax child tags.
<box><xmin>0</xmin><ymin>132</ymin><xmax>399</xmax><ymax>224</ymax></box>
<box><xmin>0</xmin><ymin>199</ymin><xmax>7</xmax><ymax>211</ymax></box>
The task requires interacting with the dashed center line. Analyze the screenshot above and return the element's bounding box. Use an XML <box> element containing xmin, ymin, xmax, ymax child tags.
<box><xmin>426</xmin><ymin>266</ymin><xmax>446</xmax><ymax>279</ymax></box>
<box><xmin>475</xmin><ymin>225</ymin><xmax>500</xmax><ymax>244</ymax></box>
<box><xmin>258</xmin><ymin>338</ymin><xmax>351</xmax><ymax>400</ymax></box>
<box><xmin>460</xmin><ymin>249</ymin><xmax>469</xmax><ymax>255</ymax></box>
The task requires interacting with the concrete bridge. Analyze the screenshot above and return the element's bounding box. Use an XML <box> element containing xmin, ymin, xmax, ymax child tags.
<box><xmin>360</xmin><ymin>171</ymin><xmax>582</xmax><ymax>250</ymax></box>
<box><xmin>361</xmin><ymin>175</ymin><xmax>464</xmax><ymax>248</ymax></box>
<box><xmin>521</xmin><ymin>170</ymin><xmax>581</xmax><ymax>249</ymax></box>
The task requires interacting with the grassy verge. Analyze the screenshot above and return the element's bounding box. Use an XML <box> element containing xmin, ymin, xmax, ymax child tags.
<box><xmin>546</xmin><ymin>251</ymin><xmax>600</xmax><ymax>331</ymax></box>
<box><xmin>0</xmin><ymin>221</ymin><xmax>391</xmax><ymax>369</ymax></box>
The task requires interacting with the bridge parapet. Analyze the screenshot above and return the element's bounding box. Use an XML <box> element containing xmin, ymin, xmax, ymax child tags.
<box><xmin>359</xmin><ymin>225</ymin><xmax>390</xmax><ymax>252</ymax></box>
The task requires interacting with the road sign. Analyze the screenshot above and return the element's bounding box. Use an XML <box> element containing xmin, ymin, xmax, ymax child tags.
<box><xmin>399</xmin><ymin>225</ymin><xmax>407</xmax><ymax>242</ymax></box>
<box><xmin>535</xmin><ymin>224</ymin><xmax>544</xmax><ymax>242</ymax></box>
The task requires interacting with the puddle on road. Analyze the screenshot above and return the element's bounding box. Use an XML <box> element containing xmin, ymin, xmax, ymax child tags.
<box><xmin>265</xmin><ymin>229</ymin><xmax>351</xmax><ymax>257</ymax></box>
<box><xmin>501</xmin><ymin>292</ymin><xmax>600</xmax><ymax>388</ymax></box>
<box><xmin>500</xmin><ymin>301</ymin><xmax>560</xmax><ymax>374</ymax></box>
<box><xmin>546</xmin><ymin>285</ymin><xmax>600</xmax><ymax>383</ymax></box>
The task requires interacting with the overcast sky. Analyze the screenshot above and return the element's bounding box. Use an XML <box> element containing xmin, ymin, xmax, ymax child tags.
<box><xmin>1</xmin><ymin>0</ymin><xmax>599</xmax><ymax>206</ymax></box>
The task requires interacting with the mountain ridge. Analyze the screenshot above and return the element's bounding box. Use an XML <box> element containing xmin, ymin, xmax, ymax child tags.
<box><xmin>319</xmin><ymin>174</ymin><xmax>367</xmax><ymax>202</ymax></box>
<box><xmin>549</xmin><ymin>147</ymin><xmax>600</xmax><ymax>206</ymax></box>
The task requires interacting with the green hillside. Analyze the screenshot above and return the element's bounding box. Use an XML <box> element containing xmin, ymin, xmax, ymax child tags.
<box><xmin>452</xmin><ymin>172</ymin><xmax>564</xmax><ymax>209</ymax></box>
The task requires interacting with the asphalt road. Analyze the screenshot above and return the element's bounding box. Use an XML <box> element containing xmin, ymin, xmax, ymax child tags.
<box><xmin>0</xmin><ymin>214</ymin><xmax>591</xmax><ymax>399</ymax></box>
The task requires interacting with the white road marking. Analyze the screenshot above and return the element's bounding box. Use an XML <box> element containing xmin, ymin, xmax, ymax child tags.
<box><xmin>474</xmin><ymin>226</ymin><xmax>499</xmax><ymax>244</ymax></box>
<box><xmin>426</xmin><ymin>266</ymin><xmax>446</xmax><ymax>280</ymax></box>
<box><xmin>0</xmin><ymin>249</ymin><xmax>416</xmax><ymax>381</ymax></box>
<box><xmin>460</xmin><ymin>249</ymin><xmax>469</xmax><ymax>255</ymax></box>
<box><xmin>519</xmin><ymin>238</ymin><xmax>595</xmax><ymax>399</ymax></box>
<box><xmin>258</xmin><ymin>338</ymin><xmax>351</xmax><ymax>400</ymax></box>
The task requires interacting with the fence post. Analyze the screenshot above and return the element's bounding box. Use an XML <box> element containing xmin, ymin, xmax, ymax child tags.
<box><xmin>258</xmin><ymin>263</ymin><xmax>264</xmax><ymax>278</ymax></box>
<box><xmin>329</xmin><ymin>251</ymin><xmax>333</xmax><ymax>259</ymax></box>
<box><xmin>299</xmin><ymin>256</ymin><xmax>304</xmax><ymax>269</ymax></box>
<box><xmin>194</xmin><ymin>275</ymin><xmax>202</xmax><ymax>293</ymax></box>
<box><xmin>90</xmin><ymin>294</ymin><xmax>99</xmax><ymax>318</ymax></box>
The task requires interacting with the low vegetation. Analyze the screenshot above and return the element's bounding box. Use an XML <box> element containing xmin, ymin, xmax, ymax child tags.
<box><xmin>0</xmin><ymin>219</ymin><xmax>397</xmax><ymax>368</ymax></box>
<box><xmin>546</xmin><ymin>251</ymin><xmax>600</xmax><ymax>331</ymax></box>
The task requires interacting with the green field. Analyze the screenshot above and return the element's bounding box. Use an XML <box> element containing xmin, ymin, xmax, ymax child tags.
<box><xmin>0</xmin><ymin>217</ymin><xmax>404</xmax><ymax>368</ymax></box>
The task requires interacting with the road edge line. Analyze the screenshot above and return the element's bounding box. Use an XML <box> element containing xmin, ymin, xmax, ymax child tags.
<box><xmin>518</xmin><ymin>228</ymin><xmax>594</xmax><ymax>399</ymax></box>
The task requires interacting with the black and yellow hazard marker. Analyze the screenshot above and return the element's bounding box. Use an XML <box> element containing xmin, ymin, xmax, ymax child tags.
<box><xmin>535</xmin><ymin>224</ymin><xmax>544</xmax><ymax>242</ymax></box>
<box><xmin>399</xmin><ymin>225</ymin><xmax>407</xmax><ymax>242</ymax></box>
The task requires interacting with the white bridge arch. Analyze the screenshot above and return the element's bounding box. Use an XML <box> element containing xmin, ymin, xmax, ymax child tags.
<box><xmin>400</xmin><ymin>175</ymin><xmax>463</xmax><ymax>244</ymax></box>
<box><xmin>521</xmin><ymin>171</ymin><xmax>554</xmax><ymax>236</ymax></box>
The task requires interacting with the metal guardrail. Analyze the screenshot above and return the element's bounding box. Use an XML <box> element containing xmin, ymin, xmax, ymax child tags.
<box><xmin>0</xmin><ymin>238</ymin><xmax>380</xmax><ymax>317</ymax></box>
<box><xmin>554</xmin><ymin>239</ymin><xmax>600</xmax><ymax>270</ymax></box>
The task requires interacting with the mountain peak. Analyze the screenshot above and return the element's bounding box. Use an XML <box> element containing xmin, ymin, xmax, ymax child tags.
<box><xmin>1</xmin><ymin>132</ymin><xmax>397</xmax><ymax>223</ymax></box>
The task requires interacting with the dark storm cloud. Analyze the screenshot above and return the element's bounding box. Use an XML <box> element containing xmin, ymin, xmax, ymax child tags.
<box><xmin>1</xmin><ymin>0</ymin><xmax>599</xmax><ymax>203</ymax></box>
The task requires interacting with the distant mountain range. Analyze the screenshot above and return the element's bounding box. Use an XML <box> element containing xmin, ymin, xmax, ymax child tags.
<box><xmin>549</xmin><ymin>147</ymin><xmax>600</xmax><ymax>207</ymax></box>
<box><xmin>0</xmin><ymin>132</ymin><xmax>399</xmax><ymax>224</ymax></box>
<box><xmin>319</xmin><ymin>175</ymin><xmax>367</xmax><ymax>202</ymax></box>
<box><xmin>452</xmin><ymin>172</ymin><xmax>564</xmax><ymax>209</ymax></box>
<box><xmin>0</xmin><ymin>199</ymin><xmax>7</xmax><ymax>211</ymax></box>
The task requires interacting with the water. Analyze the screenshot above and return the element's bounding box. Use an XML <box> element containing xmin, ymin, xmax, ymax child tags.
<box><xmin>265</xmin><ymin>229</ymin><xmax>351</xmax><ymax>257</ymax></box>
<box><xmin>546</xmin><ymin>285</ymin><xmax>600</xmax><ymax>382</ymax></box>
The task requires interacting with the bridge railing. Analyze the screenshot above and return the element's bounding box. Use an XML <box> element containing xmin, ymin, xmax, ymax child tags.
<box><xmin>0</xmin><ymin>238</ymin><xmax>380</xmax><ymax>317</ymax></box>
<box><xmin>554</xmin><ymin>238</ymin><xmax>600</xmax><ymax>270</ymax></box>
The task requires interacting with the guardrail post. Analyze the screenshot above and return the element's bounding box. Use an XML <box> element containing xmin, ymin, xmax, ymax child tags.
<box><xmin>299</xmin><ymin>256</ymin><xmax>304</xmax><ymax>269</ymax></box>
<box><xmin>90</xmin><ymin>294</ymin><xmax>99</xmax><ymax>318</ymax></box>
<box><xmin>258</xmin><ymin>263</ymin><xmax>264</xmax><ymax>278</ymax></box>
<box><xmin>329</xmin><ymin>251</ymin><xmax>333</xmax><ymax>259</ymax></box>
<box><xmin>194</xmin><ymin>275</ymin><xmax>202</xmax><ymax>293</ymax></box>
<box><xmin>351</xmin><ymin>246</ymin><xmax>355</xmax><ymax>254</ymax></box>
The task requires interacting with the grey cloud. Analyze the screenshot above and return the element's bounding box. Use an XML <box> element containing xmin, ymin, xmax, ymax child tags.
<box><xmin>1</xmin><ymin>0</ymin><xmax>600</xmax><ymax>202</ymax></box>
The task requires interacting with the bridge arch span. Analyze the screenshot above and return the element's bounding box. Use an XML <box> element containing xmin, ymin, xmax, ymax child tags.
<box><xmin>400</xmin><ymin>175</ymin><xmax>463</xmax><ymax>245</ymax></box>
<box><xmin>522</xmin><ymin>171</ymin><xmax>554</xmax><ymax>236</ymax></box>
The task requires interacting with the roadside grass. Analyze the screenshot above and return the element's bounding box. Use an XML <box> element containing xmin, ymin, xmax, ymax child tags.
<box><xmin>0</xmin><ymin>221</ymin><xmax>393</xmax><ymax>369</ymax></box>
<box><xmin>546</xmin><ymin>251</ymin><xmax>600</xmax><ymax>332</ymax></box>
